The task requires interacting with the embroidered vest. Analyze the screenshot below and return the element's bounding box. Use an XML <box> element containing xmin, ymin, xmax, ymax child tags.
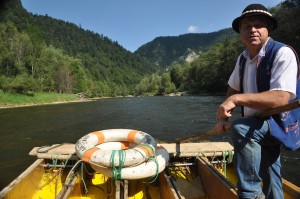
<box><xmin>239</xmin><ymin>38</ymin><xmax>300</xmax><ymax>150</ymax></box>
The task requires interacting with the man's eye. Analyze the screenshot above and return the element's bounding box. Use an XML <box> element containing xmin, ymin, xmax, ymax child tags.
<box><xmin>255</xmin><ymin>23</ymin><xmax>264</xmax><ymax>28</ymax></box>
<box><xmin>242</xmin><ymin>25</ymin><xmax>251</xmax><ymax>29</ymax></box>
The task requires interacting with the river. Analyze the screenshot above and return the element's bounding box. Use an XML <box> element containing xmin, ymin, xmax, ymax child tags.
<box><xmin>0</xmin><ymin>96</ymin><xmax>299</xmax><ymax>189</ymax></box>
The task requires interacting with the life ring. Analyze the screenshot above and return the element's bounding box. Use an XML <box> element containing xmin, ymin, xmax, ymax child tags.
<box><xmin>75</xmin><ymin>129</ymin><xmax>157</xmax><ymax>167</ymax></box>
<box><xmin>94</xmin><ymin>141</ymin><xmax>132</xmax><ymax>150</ymax></box>
<box><xmin>89</xmin><ymin>145</ymin><xmax>170</xmax><ymax>180</ymax></box>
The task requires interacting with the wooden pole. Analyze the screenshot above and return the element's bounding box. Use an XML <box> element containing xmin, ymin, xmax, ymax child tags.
<box><xmin>177</xmin><ymin>99</ymin><xmax>300</xmax><ymax>143</ymax></box>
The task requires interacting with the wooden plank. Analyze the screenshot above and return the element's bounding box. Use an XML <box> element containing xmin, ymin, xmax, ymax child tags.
<box><xmin>174</xmin><ymin>175</ymin><xmax>206</xmax><ymax>198</ymax></box>
<box><xmin>115</xmin><ymin>181</ymin><xmax>121</xmax><ymax>199</ymax></box>
<box><xmin>124</xmin><ymin>180</ymin><xmax>128</xmax><ymax>199</ymax></box>
<box><xmin>29</xmin><ymin>144</ymin><xmax>76</xmax><ymax>156</ymax></box>
<box><xmin>29</xmin><ymin>142</ymin><xmax>234</xmax><ymax>159</ymax></box>
<box><xmin>282</xmin><ymin>178</ymin><xmax>300</xmax><ymax>199</ymax></box>
<box><xmin>29</xmin><ymin>144</ymin><xmax>77</xmax><ymax>160</ymax></box>
<box><xmin>196</xmin><ymin>156</ymin><xmax>238</xmax><ymax>199</ymax></box>
<box><xmin>169</xmin><ymin>176</ymin><xmax>186</xmax><ymax>199</ymax></box>
<box><xmin>36</xmin><ymin>153</ymin><xmax>78</xmax><ymax>160</ymax></box>
<box><xmin>160</xmin><ymin>142</ymin><xmax>234</xmax><ymax>157</ymax></box>
<box><xmin>159</xmin><ymin>173</ymin><xmax>179</xmax><ymax>199</ymax></box>
<box><xmin>57</xmin><ymin>175</ymin><xmax>80</xmax><ymax>199</ymax></box>
<box><xmin>0</xmin><ymin>159</ymin><xmax>44</xmax><ymax>199</ymax></box>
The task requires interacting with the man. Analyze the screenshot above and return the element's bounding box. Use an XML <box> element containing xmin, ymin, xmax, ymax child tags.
<box><xmin>216</xmin><ymin>4</ymin><xmax>299</xmax><ymax>199</ymax></box>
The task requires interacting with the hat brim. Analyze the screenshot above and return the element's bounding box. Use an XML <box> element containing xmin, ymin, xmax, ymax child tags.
<box><xmin>232</xmin><ymin>13</ymin><xmax>277</xmax><ymax>33</ymax></box>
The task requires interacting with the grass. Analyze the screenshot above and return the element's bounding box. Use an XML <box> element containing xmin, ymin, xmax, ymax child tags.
<box><xmin>0</xmin><ymin>92</ymin><xmax>81</xmax><ymax>108</ymax></box>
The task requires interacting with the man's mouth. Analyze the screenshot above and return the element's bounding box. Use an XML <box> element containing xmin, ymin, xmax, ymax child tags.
<box><xmin>249</xmin><ymin>35</ymin><xmax>258</xmax><ymax>39</ymax></box>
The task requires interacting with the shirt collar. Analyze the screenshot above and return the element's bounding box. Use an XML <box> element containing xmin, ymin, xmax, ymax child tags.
<box><xmin>242</xmin><ymin>37</ymin><xmax>270</xmax><ymax>61</ymax></box>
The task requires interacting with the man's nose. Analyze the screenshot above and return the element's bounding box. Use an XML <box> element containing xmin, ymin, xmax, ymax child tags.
<box><xmin>250</xmin><ymin>26</ymin><xmax>257</xmax><ymax>32</ymax></box>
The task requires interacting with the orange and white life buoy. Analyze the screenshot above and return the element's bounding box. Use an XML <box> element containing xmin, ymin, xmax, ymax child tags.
<box><xmin>94</xmin><ymin>141</ymin><xmax>132</xmax><ymax>150</ymax></box>
<box><xmin>75</xmin><ymin>129</ymin><xmax>157</xmax><ymax>167</ymax></box>
<box><xmin>89</xmin><ymin>145</ymin><xmax>169</xmax><ymax>180</ymax></box>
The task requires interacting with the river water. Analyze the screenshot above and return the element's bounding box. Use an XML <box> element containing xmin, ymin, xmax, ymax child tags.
<box><xmin>0</xmin><ymin>96</ymin><xmax>299</xmax><ymax>189</ymax></box>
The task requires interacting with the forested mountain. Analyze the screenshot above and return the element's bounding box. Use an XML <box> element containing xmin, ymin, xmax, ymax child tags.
<box><xmin>135</xmin><ymin>0</ymin><xmax>300</xmax><ymax>69</ymax></box>
<box><xmin>0</xmin><ymin>0</ymin><xmax>157</xmax><ymax>97</ymax></box>
<box><xmin>135</xmin><ymin>29</ymin><xmax>237</xmax><ymax>67</ymax></box>
<box><xmin>1</xmin><ymin>0</ymin><xmax>299</xmax><ymax>97</ymax></box>
<box><xmin>135</xmin><ymin>1</ymin><xmax>300</xmax><ymax>95</ymax></box>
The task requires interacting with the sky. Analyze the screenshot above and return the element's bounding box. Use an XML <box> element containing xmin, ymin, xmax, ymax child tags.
<box><xmin>21</xmin><ymin>0</ymin><xmax>283</xmax><ymax>52</ymax></box>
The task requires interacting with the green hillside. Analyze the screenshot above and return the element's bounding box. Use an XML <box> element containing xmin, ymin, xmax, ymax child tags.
<box><xmin>1</xmin><ymin>0</ymin><xmax>299</xmax><ymax>99</ymax></box>
<box><xmin>0</xmin><ymin>0</ymin><xmax>157</xmax><ymax>97</ymax></box>
<box><xmin>135</xmin><ymin>29</ymin><xmax>237</xmax><ymax>67</ymax></box>
<box><xmin>134</xmin><ymin>1</ymin><xmax>300</xmax><ymax>95</ymax></box>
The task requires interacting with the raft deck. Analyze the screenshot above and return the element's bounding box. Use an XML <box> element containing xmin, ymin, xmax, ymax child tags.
<box><xmin>29</xmin><ymin>142</ymin><xmax>234</xmax><ymax>159</ymax></box>
<box><xmin>28</xmin><ymin>142</ymin><xmax>234</xmax><ymax>199</ymax></box>
<box><xmin>2</xmin><ymin>143</ymin><xmax>300</xmax><ymax>199</ymax></box>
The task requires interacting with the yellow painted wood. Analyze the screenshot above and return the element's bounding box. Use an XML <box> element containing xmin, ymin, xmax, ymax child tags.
<box><xmin>2</xmin><ymin>142</ymin><xmax>299</xmax><ymax>199</ymax></box>
<box><xmin>29</xmin><ymin>142</ymin><xmax>234</xmax><ymax>159</ymax></box>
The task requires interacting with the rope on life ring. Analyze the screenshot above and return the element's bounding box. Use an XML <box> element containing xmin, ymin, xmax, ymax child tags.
<box><xmin>89</xmin><ymin>144</ymin><xmax>169</xmax><ymax>180</ymax></box>
<box><xmin>75</xmin><ymin>129</ymin><xmax>157</xmax><ymax>168</ymax></box>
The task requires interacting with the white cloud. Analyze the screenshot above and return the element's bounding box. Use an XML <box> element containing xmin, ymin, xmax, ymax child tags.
<box><xmin>187</xmin><ymin>25</ymin><xmax>199</xmax><ymax>33</ymax></box>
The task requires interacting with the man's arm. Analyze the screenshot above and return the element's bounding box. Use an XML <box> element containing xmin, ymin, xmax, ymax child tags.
<box><xmin>228</xmin><ymin>90</ymin><xmax>290</xmax><ymax>110</ymax></box>
<box><xmin>217</xmin><ymin>90</ymin><xmax>291</xmax><ymax>119</ymax></box>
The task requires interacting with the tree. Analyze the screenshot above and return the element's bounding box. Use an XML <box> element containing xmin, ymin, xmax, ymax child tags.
<box><xmin>170</xmin><ymin>64</ymin><xmax>185</xmax><ymax>89</ymax></box>
<box><xmin>159</xmin><ymin>73</ymin><xmax>176</xmax><ymax>94</ymax></box>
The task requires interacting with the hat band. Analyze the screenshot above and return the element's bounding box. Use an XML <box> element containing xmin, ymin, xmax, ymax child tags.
<box><xmin>241</xmin><ymin>9</ymin><xmax>272</xmax><ymax>17</ymax></box>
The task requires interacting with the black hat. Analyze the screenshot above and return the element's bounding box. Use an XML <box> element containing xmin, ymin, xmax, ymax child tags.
<box><xmin>232</xmin><ymin>4</ymin><xmax>277</xmax><ymax>33</ymax></box>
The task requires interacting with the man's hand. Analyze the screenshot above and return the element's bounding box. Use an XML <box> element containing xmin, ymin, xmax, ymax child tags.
<box><xmin>216</xmin><ymin>96</ymin><xmax>237</xmax><ymax>120</ymax></box>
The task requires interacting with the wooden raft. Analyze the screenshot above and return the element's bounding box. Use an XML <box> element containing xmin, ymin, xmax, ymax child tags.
<box><xmin>29</xmin><ymin>142</ymin><xmax>233</xmax><ymax>160</ymax></box>
<box><xmin>162</xmin><ymin>142</ymin><xmax>233</xmax><ymax>157</ymax></box>
<box><xmin>29</xmin><ymin>144</ymin><xmax>78</xmax><ymax>160</ymax></box>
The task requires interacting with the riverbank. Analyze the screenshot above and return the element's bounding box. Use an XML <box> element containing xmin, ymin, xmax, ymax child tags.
<box><xmin>0</xmin><ymin>92</ymin><xmax>137</xmax><ymax>109</ymax></box>
<box><xmin>0</xmin><ymin>91</ymin><xmax>224</xmax><ymax>109</ymax></box>
<box><xmin>0</xmin><ymin>92</ymin><xmax>91</xmax><ymax>109</ymax></box>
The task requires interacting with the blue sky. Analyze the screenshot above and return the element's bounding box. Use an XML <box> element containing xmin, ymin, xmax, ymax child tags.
<box><xmin>21</xmin><ymin>0</ymin><xmax>283</xmax><ymax>52</ymax></box>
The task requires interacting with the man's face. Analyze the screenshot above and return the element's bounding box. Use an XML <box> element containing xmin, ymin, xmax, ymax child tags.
<box><xmin>239</xmin><ymin>16</ymin><xmax>269</xmax><ymax>50</ymax></box>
